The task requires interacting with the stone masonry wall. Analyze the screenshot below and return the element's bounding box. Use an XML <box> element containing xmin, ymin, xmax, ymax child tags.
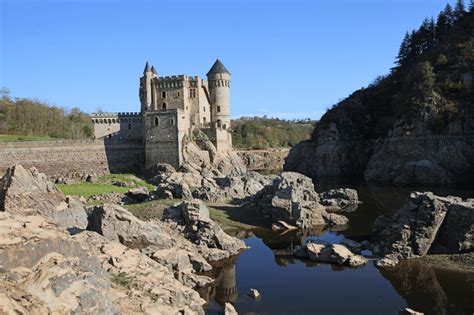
<box><xmin>0</xmin><ymin>140</ymin><xmax>144</xmax><ymax>178</ymax></box>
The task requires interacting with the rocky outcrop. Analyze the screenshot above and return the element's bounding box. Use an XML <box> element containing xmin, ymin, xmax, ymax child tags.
<box><xmin>237</xmin><ymin>148</ymin><xmax>289</xmax><ymax>171</ymax></box>
<box><xmin>319</xmin><ymin>188</ymin><xmax>360</xmax><ymax>211</ymax></box>
<box><xmin>0</xmin><ymin>164</ymin><xmax>88</xmax><ymax>230</ymax></box>
<box><xmin>151</xmin><ymin>161</ymin><xmax>272</xmax><ymax>202</ymax></box>
<box><xmin>284</xmin><ymin>121</ymin><xmax>370</xmax><ymax>181</ymax></box>
<box><xmin>87</xmin><ymin>203</ymin><xmax>172</xmax><ymax>250</ymax></box>
<box><xmin>249</xmin><ymin>172</ymin><xmax>349</xmax><ymax>228</ymax></box>
<box><xmin>163</xmin><ymin>199</ymin><xmax>246</xmax><ymax>256</ymax></box>
<box><xmin>0</xmin><ymin>165</ymin><xmax>249</xmax><ymax>314</ymax></box>
<box><xmin>372</xmin><ymin>192</ymin><xmax>474</xmax><ymax>265</ymax></box>
<box><xmin>126</xmin><ymin>186</ymin><xmax>150</xmax><ymax>202</ymax></box>
<box><xmin>294</xmin><ymin>242</ymin><xmax>367</xmax><ymax>267</ymax></box>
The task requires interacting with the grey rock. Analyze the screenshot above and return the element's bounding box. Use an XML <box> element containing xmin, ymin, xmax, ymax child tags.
<box><xmin>126</xmin><ymin>187</ymin><xmax>149</xmax><ymax>202</ymax></box>
<box><xmin>0</xmin><ymin>213</ymin><xmax>117</xmax><ymax>314</ymax></box>
<box><xmin>249</xmin><ymin>172</ymin><xmax>349</xmax><ymax>228</ymax></box>
<box><xmin>371</xmin><ymin>192</ymin><xmax>474</xmax><ymax>260</ymax></box>
<box><xmin>163</xmin><ymin>200</ymin><xmax>246</xmax><ymax>256</ymax></box>
<box><xmin>320</xmin><ymin>188</ymin><xmax>360</xmax><ymax>211</ymax></box>
<box><xmin>248</xmin><ymin>288</ymin><xmax>261</xmax><ymax>299</ymax></box>
<box><xmin>0</xmin><ymin>164</ymin><xmax>88</xmax><ymax>230</ymax></box>
<box><xmin>399</xmin><ymin>307</ymin><xmax>424</xmax><ymax>315</ymax></box>
<box><xmin>87</xmin><ymin>203</ymin><xmax>172</xmax><ymax>250</ymax></box>
<box><xmin>224</xmin><ymin>302</ymin><xmax>238</xmax><ymax>315</ymax></box>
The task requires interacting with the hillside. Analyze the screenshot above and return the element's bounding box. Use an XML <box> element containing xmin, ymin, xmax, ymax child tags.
<box><xmin>285</xmin><ymin>2</ymin><xmax>474</xmax><ymax>186</ymax></box>
<box><xmin>232</xmin><ymin>116</ymin><xmax>315</xmax><ymax>149</ymax></box>
<box><xmin>0</xmin><ymin>89</ymin><xmax>93</xmax><ymax>140</ymax></box>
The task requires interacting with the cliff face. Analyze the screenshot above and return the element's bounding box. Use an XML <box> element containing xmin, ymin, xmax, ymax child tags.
<box><xmin>285</xmin><ymin>9</ymin><xmax>474</xmax><ymax>186</ymax></box>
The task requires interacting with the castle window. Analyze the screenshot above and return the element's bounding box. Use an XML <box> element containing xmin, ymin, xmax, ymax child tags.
<box><xmin>217</xmin><ymin>106</ymin><xmax>221</xmax><ymax>113</ymax></box>
<box><xmin>203</xmin><ymin>106</ymin><xmax>206</xmax><ymax>112</ymax></box>
<box><xmin>190</xmin><ymin>88</ymin><xmax>196</xmax><ymax>98</ymax></box>
<box><xmin>203</xmin><ymin>117</ymin><xmax>206</xmax><ymax>124</ymax></box>
<box><xmin>162</xmin><ymin>103</ymin><xmax>167</xmax><ymax>110</ymax></box>
<box><xmin>154</xmin><ymin>117</ymin><xmax>159</xmax><ymax>126</ymax></box>
<box><xmin>217</xmin><ymin>120</ymin><xmax>222</xmax><ymax>128</ymax></box>
<box><xmin>162</xmin><ymin>91</ymin><xmax>166</xmax><ymax>98</ymax></box>
<box><xmin>128</xmin><ymin>123</ymin><xmax>131</xmax><ymax>130</ymax></box>
<box><xmin>223</xmin><ymin>124</ymin><xmax>227</xmax><ymax>130</ymax></box>
<box><xmin>175</xmin><ymin>91</ymin><xmax>180</xmax><ymax>98</ymax></box>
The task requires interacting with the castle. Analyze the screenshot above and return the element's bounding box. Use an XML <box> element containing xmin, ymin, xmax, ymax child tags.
<box><xmin>90</xmin><ymin>59</ymin><xmax>232</xmax><ymax>169</ymax></box>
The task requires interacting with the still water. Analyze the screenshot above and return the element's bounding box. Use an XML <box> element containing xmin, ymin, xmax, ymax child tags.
<box><xmin>203</xmin><ymin>185</ymin><xmax>474</xmax><ymax>315</ymax></box>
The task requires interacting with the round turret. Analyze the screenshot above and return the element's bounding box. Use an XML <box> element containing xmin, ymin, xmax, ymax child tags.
<box><xmin>207</xmin><ymin>59</ymin><xmax>231</xmax><ymax>130</ymax></box>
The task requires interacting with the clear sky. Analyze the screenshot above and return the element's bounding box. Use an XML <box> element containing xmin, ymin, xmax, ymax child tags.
<box><xmin>0</xmin><ymin>0</ymin><xmax>456</xmax><ymax>119</ymax></box>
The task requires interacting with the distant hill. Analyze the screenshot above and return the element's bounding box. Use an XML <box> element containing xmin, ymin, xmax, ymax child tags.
<box><xmin>231</xmin><ymin>116</ymin><xmax>316</xmax><ymax>149</ymax></box>
<box><xmin>285</xmin><ymin>2</ymin><xmax>474</xmax><ymax>185</ymax></box>
<box><xmin>0</xmin><ymin>89</ymin><xmax>93</xmax><ymax>140</ymax></box>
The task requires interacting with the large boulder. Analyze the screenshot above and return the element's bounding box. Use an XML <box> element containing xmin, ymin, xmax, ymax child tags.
<box><xmin>0</xmin><ymin>164</ymin><xmax>88</xmax><ymax>230</ymax></box>
<box><xmin>300</xmin><ymin>242</ymin><xmax>367</xmax><ymax>267</ymax></box>
<box><xmin>74</xmin><ymin>231</ymin><xmax>206</xmax><ymax>314</ymax></box>
<box><xmin>87</xmin><ymin>203</ymin><xmax>172</xmax><ymax>250</ymax></box>
<box><xmin>372</xmin><ymin>192</ymin><xmax>474</xmax><ymax>263</ymax></box>
<box><xmin>0</xmin><ymin>213</ymin><xmax>117</xmax><ymax>314</ymax></box>
<box><xmin>250</xmin><ymin>172</ymin><xmax>349</xmax><ymax>228</ymax></box>
<box><xmin>319</xmin><ymin>188</ymin><xmax>360</xmax><ymax>211</ymax></box>
<box><xmin>163</xmin><ymin>200</ymin><xmax>246</xmax><ymax>256</ymax></box>
<box><xmin>126</xmin><ymin>186</ymin><xmax>150</xmax><ymax>202</ymax></box>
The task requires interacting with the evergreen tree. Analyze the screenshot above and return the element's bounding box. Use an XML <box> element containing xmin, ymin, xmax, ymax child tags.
<box><xmin>454</xmin><ymin>0</ymin><xmax>466</xmax><ymax>18</ymax></box>
<box><xmin>444</xmin><ymin>3</ymin><xmax>455</xmax><ymax>26</ymax></box>
<box><xmin>469</xmin><ymin>0</ymin><xmax>474</xmax><ymax>11</ymax></box>
<box><xmin>436</xmin><ymin>10</ymin><xmax>449</xmax><ymax>39</ymax></box>
<box><xmin>397</xmin><ymin>32</ymin><xmax>411</xmax><ymax>65</ymax></box>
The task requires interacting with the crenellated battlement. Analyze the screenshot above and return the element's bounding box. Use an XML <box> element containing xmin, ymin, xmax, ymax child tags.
<box><xmin>91</xmin><ymin>112</ymin><xmax>141</xmax><ymax>117</ymax></box>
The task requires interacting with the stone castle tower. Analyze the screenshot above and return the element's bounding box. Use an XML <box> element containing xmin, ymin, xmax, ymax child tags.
<box><xmin>91</xmin><ymin>59</ymin><xmax>233</xmax><ymax>169</ymax></box>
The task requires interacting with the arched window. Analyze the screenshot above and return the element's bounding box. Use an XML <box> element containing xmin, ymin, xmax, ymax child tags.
<box><xmin>217</xmin><ymin>120</ymin><xmax>222</xmax><ymax>128</ymax></box>
<box><xmin>222</xmin><ymin>124</ymin><xmax>227</xmax><ymax>130</ymax></box>
<box><xmin>162</xmin><ymin>103</ymin><xmax>167</xmax><ymax>110</ymax></box>
<box><xmin>154</xmin><ymin>116</ymin><xmax>159</xmax><ymax>126</ymax></box>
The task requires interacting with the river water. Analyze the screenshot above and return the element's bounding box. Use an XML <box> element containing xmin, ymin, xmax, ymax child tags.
<box><xmin>203</xmin><ymin>184</ymin><xmax>474</xmax><ymax>315</ymax></box>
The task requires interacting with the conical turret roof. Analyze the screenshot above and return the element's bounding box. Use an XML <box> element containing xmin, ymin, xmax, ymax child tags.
<box><xmin>207</xmin><ymin>59</ymin><xmax>230</xmax><ymax>76</ymax></box>
<box><xmin>151</xmin><ymin>65</ymin><xmax>158</xmax><ymax>75</ymax></box>
<box><xmin>143</xmin><ymin>61</ymin><xmax>151</xmax><ymax>73</ymax></box>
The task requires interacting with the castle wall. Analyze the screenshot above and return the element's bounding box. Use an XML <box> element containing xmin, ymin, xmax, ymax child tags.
<box><xmin>144</xmin><ymin>109</ymin><xmax>186</xmax><ymax>169</ymax></box>
<box><xmin>0</xmin><ymin>140</ymin><xmax>144</xmax><ymax>177</ymax></box>
<box><xmin>155</xmin><ymin>76</ymin><xmax>186</xmax><ymax>111</ymax></box>
<box><xmin>91</xmin><ymin>113</ymin><xmax>142</xmax><ymax>140</ymax></box>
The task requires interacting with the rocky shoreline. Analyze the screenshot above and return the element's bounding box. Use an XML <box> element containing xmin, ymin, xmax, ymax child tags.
<box><xmin>1</xmin><ymin>161</ymin><xmax>473</xmax><ymax>314</ymax></box>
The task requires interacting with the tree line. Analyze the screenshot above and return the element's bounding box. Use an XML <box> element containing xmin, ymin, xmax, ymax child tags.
<box><xmin>232</xmin><ymin>116</ymin><xmax>316</xmax><ymax>149</ymax></box>
<box><xmin>0</xmin><ymin>88</ymin><xmax>93</xmax><ymax>140</ymax></box>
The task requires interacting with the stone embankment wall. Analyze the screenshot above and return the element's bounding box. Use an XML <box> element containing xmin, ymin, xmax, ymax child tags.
<box><xmin>237</xmin><ymin>148</ymin><xmax>289</xmax><ymax>171</ymax></box>
<box><xmin>0</xmin><ymin>140</ymin><xmax>144</xmax><ymax>178</ymax></box>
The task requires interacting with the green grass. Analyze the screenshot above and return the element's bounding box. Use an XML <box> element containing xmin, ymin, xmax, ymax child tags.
<box><xmin>124</xmin><ymin>199</ymin><xmax>180</xmax><ymax>221</ymax></box>
<box><xmin>0</xmin><ymin>134</ymin><xmax>53</xmax><ymax>142</ymax></box>
<box><xmin>57</xmin><ymin>183</ymin><xmax>130</xmax><ymax>198</ymax></box>
<box><xmin>110</xmin><ymin>272</ymin><xmax>135</xmax><ymax>289</ymax></box>
<box><xmin>57</xmin><ymin>173</ymin><xmax>155</xmax><ymax>199</ymax></box>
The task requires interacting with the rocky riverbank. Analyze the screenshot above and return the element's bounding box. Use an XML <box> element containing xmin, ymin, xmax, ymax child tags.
<box><xmin>0</xmin><ymin>165</ymin><xmax>245</xmax><ymax>314</ymax></box>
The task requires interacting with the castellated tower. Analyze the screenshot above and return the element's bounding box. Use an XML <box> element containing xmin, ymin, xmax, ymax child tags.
<box><xmin>207</xmin><ymin>59</ymin><xmax>231</xmax><ymax>130</ymax></box>
<box><xmin>91</xmin><ymin>59</ymin><xmax>233</xmax><ymax>170</ymax></box>
<box><xmin>137</xmin><ymin>59</ymin><xmax>233</xmax><ymax>169</ymax></box>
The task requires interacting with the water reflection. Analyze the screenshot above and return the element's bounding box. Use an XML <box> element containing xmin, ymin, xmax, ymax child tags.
<box><xmin>380</xmin><ymin>259</ymin><xmax>474</xmax><ymax>315</ymax></box>
<box><xmin>203</xmin><ymin>184</ymin><xmax>474</xmax><ymax>314</ymax></box>
<box><xmin>199</xmin><ymin>257</ymin><xmax>239</xmax><ymax>305</ymax></box>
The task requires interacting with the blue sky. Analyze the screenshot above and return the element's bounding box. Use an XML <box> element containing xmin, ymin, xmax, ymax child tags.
<box><xmin>0</xmin><ymin>0</ymin><xmax>456</xmax><ymax>119</ymax></box>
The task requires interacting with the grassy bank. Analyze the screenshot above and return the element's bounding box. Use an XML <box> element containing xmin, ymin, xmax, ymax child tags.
<box><xmin>57</xmin><ymin>173</ymin><xmax>154</xmax><ymax>199</ymax></box>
